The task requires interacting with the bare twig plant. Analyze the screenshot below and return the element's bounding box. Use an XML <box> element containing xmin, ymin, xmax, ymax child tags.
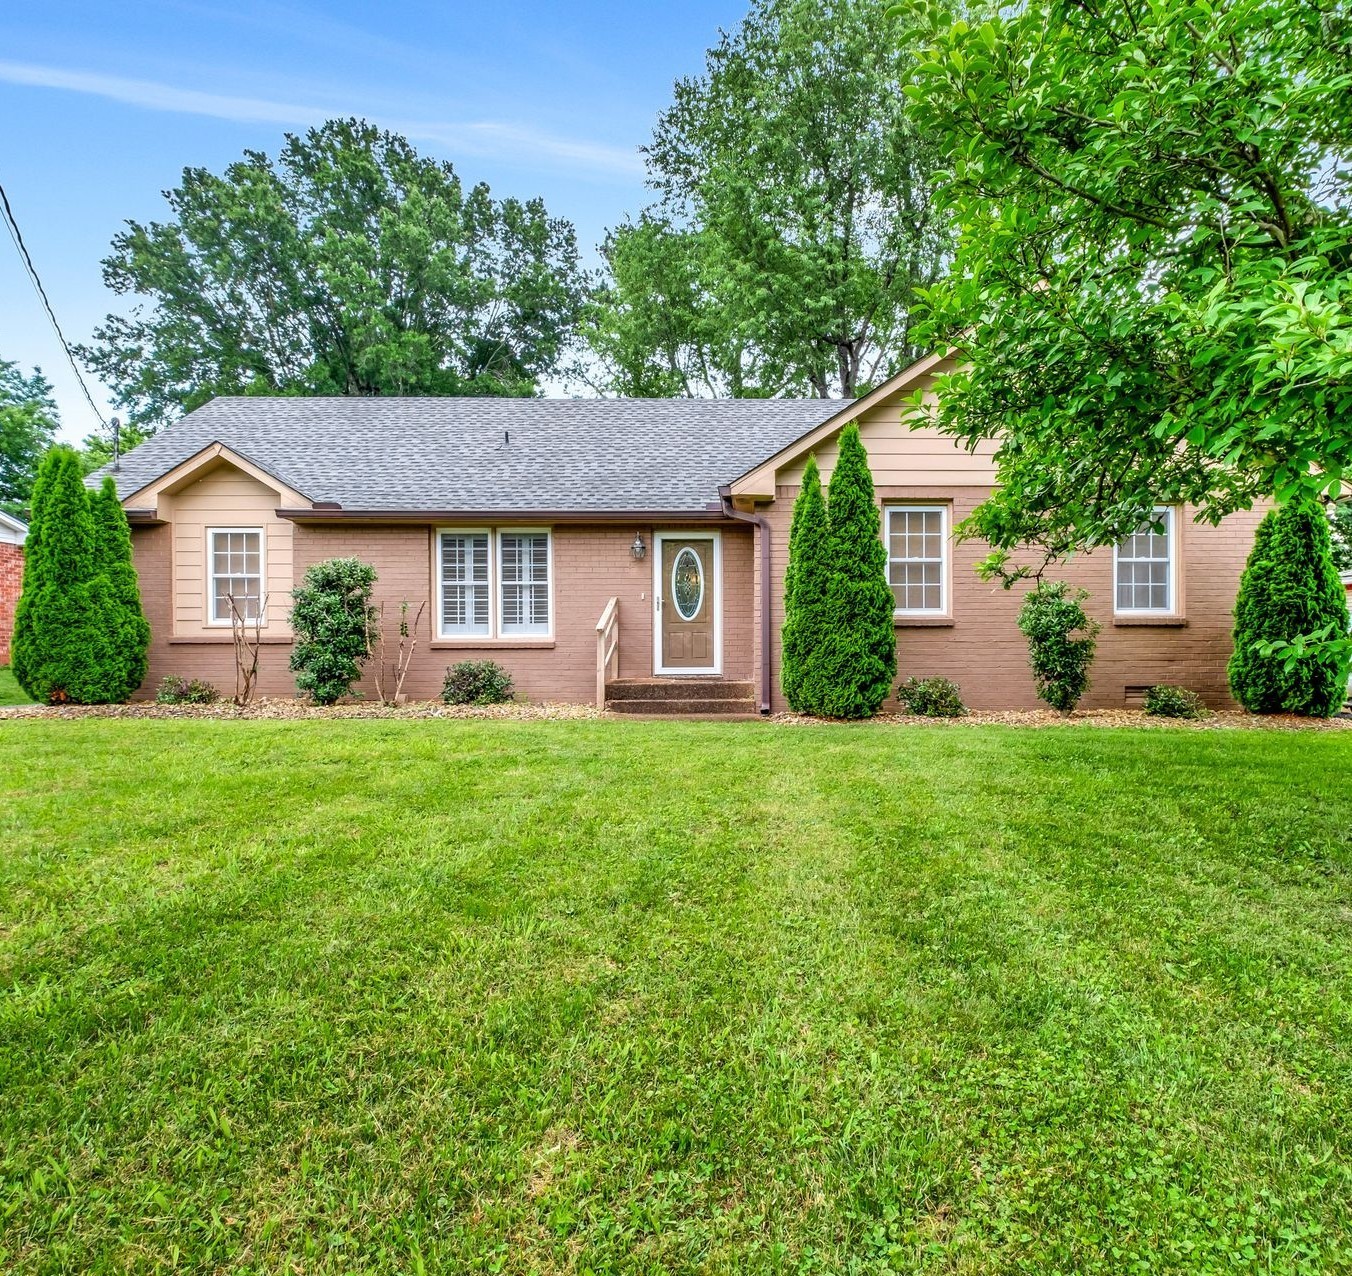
<box><xmin>227</xmin><ymin>592</ymin><xmax>267</xmax><ymax>706</ymax></box>
<box><xmin>367</xmin><ymin>599</ymin><xmax>427</xmax><ymax>705</ymax></box>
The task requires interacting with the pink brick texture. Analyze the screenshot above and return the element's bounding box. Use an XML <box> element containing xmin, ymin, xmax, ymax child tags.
<box><xmin>750</xmin><ymin>485</ymin><xmax>1261</xmax><ymax>712</ymax></box>
<box><xmin>130</xmin><ymin>522</ymin><xmax>756</xmax><ymax>703</ymax></box>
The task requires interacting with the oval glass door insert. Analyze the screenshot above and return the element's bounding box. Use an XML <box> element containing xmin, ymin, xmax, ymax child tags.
<box><xmin>671</xmin><ymin>547</ymin><xmax>704</xmax><ymax>621</ymax></box>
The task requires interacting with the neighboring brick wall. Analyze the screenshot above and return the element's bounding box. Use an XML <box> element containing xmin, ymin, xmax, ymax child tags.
<box><xmin>754</xmin><ymin>485</ymin><xmax>1263</xmax><ymax>712</ymax></box>
<box><xmin>130</xmin><ymin>521</ymin><xmax>756</xmax><ymax>703</ymax></box>
<box><xmin>0</xmin><ymin>541</ymin><xmax>22</xmax><ymax>665</ymax></box>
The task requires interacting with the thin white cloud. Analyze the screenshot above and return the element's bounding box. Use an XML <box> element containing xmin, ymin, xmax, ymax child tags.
<box><xmin>0</xmin><ymin>59</ymin><xmax>644</xmax><ymax>178</ymax></box>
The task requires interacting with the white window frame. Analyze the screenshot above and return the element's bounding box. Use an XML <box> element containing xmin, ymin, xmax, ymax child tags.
<box><xmin>206</xmin><ymin>526</ymin><xmax>266</xmax><ymax>627</ymax></box>
<box><xmin>435</xmin><ymin>528</ymin><xmax>493</xmax><ymax>638</ymax></box>
<box><xmin>885</xmin><ymin>504</ymin><xmax>949</xmax><ymax>617</ymax></box>
<box><xmin>1113</xmin><ymin>505</ymin><xmax>1177</xmax><ymax>616</ymax></box>
<box><xmin>497</xmin><ymin>528</ymin><xmax>554</xmax><ymax>638</ymax></box>
<box><xmin>435</xmin><ymin>527</ymin><xmax>553</xmax><ymax>641</ymax></box>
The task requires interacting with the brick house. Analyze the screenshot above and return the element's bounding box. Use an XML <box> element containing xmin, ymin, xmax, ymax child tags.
<box><xmin>0</xmin><ymin>511</ymin><xmax>27</xmax><ymax>666</ymax></box>
<box><xmin>92</xmin><ymin>353</ymin><xmax>1264</xmax><ymax>711</ymax></box>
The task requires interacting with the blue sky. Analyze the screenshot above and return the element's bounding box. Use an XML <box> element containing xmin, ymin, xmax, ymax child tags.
<box><xmin>1</xmin><ymin>0</ymin><xmax>747</xmax><ymax>441</ymax></box>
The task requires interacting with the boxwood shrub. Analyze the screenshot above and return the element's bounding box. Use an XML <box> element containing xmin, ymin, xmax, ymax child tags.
<box><xmin>896</xmin><ymin>676</ymin><xmax>967</xmax><ymax>717</ymax></box>
<box><xmin>442</xmin><ymin>660</ymin><xmax>515</xmax><ymax>705</ymax></box>
<box><xmin>155</xmin><ymin>675</ymin><xmax>221</xmax><ymax>705</ymax></box>
<box><xmin>1143</xmin><ymin>684</ymin><xmax>1207</xmax><ymax>719</ymax></box>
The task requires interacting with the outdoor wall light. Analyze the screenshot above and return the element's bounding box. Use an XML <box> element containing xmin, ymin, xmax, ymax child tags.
<box><xmin>631</xmin><ymin>534</ymin><xmax>646</xmax><ymax>560</ymax></box>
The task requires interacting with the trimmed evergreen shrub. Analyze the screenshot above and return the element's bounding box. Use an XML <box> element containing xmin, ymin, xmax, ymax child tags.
<box><xmin>1143</xmin><ymin>684</ymin><xmax>1206</xmax><ymax>719</ymax></box>
<box><xmin>1018</xmin><ymin>580</ymin><xmax>1099</xmax><ymax>712</ymax></box>
<box><xmin>156</xmin><ymin>675</ymin><xmax>221</xmax><ymax>705</ymax></box>
<box><xmin>10</xmin><ymin>448</ymin><xmax>103</xmax><ymax>703</ymax></box>
<box><xmin>897</xmin><ymin>676</ymin><xmax>967</xmax><ymax>717</ymax></box>
<box><xmin>88</xmin><ymin>476</ymin><xmax>151</xmax><ymax>701</ymax></box>
<box><xmin>289</xmin><ymin>557</ymin><xmax>378</xmax><ymax>705</ymax></box>
<box><xmin>442</xmin><ymin>660</ymin><xmax>515</xmax><ymax>705</ymax></box>
<box><xmin>1228</xmin><ymin>498</ymin><xmax>1350</xmax><ymax>716</ymax></box>
<box><xmin>780</xmin><ymin>455</ymin><xmax>832</xmax><ymax>712</ymax></box>
<box><xmin>805</xmin><ymin>424</ymin><xmax>897</xmax><ymax>718</ymax></box>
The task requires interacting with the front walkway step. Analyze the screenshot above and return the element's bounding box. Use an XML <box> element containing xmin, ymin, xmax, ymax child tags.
<box><xmin>605</xmin><ymin>678</ymin><xmax>755</xmax><ymax>702</ymax></box>
<box><xmin>606</xmin><ymin>696</ymin><xmax>757</xmax><ymax>716</ymax></box>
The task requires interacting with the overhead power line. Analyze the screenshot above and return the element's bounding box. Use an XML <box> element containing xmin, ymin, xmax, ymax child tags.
<box><xmin>0</xmin><ymin>178</ymin><xmax>109</xmax><ymax>429</ymax></box>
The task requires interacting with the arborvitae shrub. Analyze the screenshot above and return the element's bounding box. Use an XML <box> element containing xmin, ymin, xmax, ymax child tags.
<box><xmin>1017</xmin><ymin>580</ymin><xmax>1099</xmax><ymax>712</ymax></box>
<box><xmin>88</xmin><ymin>476</ymin><xmax>150</xmax><ymax>701</ymax></box>
<box><xmin>442</xmin><ymin>660</ymin><xmax>515</xmax><ymax>705</ymax></box>
<box><xmin>289</xmin><ymin>557</ymin><xmax>378</xmax><ymax>705</ymax></box>
<box><xmin>780</xmin><ymin>455</ymin><xmax>832</xmax><ymax>712</ymax></box>
<box><xmin>10</xmin><ymin>448</ymin><xmax>103</xmax><ymax>703</ymax></box>
<box><xmin>1228</xmin><ymin>499</ymin><xmax>1350</xmax><ymax>716</ymax></box>
<box><xmin>804</xmin><ymin>424</ymin><xmax>896</xmax><ymax>718</ymax></box>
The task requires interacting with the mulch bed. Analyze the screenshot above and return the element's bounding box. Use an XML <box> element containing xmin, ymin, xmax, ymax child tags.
<box><xmin>773</xmin><ymin>708</ymin><xmax>1352</xmax><ymax>731</ymax></box>
<box><xmin>0</xmin><ymin>698</ymin><xmax>600</xmax><ymax>722</ymax></box>
<box><xmin>0</xmin><ymin>699</ymin><xmax>1348</xmax><ymax>730</ymax></box>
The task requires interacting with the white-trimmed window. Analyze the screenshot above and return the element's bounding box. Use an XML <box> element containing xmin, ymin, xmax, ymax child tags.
<box><xmin>886</xmin><ymin>505</ymin><xmax>947</xmax><ymax>615</ymax></box>
<box><xmin>208</xmin><ymin>528</ymin><xmax>264</xmax><ymax>624</ymax></box>
<box><xmin>498</xmin><ymin>531</ymin><xmax>551</xmax><ymax>636</ymax></box>
<box><xmin>1114</xmin><ymin>506</ymin><xmax>1176</xmax><ymax>613</ymax></box>
<box><xmin>439</xmin><ymin>531</ymin><xmax>491</xmax><ymax>636</ymax></box>
<box><xmin>436</xmin><ymin>528</ymin><xmax>552</xmax><ymax>639</ymax></box>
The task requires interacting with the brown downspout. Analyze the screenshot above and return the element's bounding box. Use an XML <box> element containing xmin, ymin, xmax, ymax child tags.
<box><xmin>719</xmin><ymin>485</ymin><xmax>773</xmax><ymax>715</ymax></box>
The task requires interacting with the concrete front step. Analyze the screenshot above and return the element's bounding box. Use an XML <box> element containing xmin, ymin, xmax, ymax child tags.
<box><xmin>605</xmin><ymin>678</ymin><xmax>755</xmax><ymax>702</ymax></box>
<box><xmin>606</xmin><ymin>696</ymin><xmax>758</xmax><ymax>716</ymax></box>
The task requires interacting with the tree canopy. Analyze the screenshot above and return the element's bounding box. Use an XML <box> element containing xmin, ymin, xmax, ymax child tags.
<box><xmin>0</xmin><ymin>360</ymin><xmax>59</xmax><ymax>518</ymax></box>
<box><xmin>82</xmin><ymin>119</ymin><xmax>587</xmax><ymax>430</ymax></box>
<box><xmin>585</xmin><ymin>0</ymin><xmax>948</xmax><ymax>399</ymax></box>
<box><xmin>902</xmin><ymin>0</ymin><xmax>1352</xmax><ymax>568</ymax></box>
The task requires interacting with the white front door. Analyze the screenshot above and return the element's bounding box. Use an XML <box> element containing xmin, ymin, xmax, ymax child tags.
<box><xmin>653</xmin><ymin>532</ymin><xmax>722</xmax><ymax>675</ymax></box>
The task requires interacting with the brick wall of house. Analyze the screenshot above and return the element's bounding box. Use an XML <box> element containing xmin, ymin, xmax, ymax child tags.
<box><xmin>130</xmin><ymin>520</ymin><xmax>756</xmax><ymax>703</ymax></box>
<box><xmin>750</xmin><ymin>485</ymin><xmax>1264</xmax><ymax>712</ymax></box>
<box><xmin>0</xmin><ymin>541</ymin><xmax>22</xmax><ymax>665</ymax></box>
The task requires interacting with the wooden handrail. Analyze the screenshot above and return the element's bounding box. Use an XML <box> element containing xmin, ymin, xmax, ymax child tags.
<box><xmin>595</xmin><ymin>596</ymin><xmax>620</xmax><ymax>709</ymax></box>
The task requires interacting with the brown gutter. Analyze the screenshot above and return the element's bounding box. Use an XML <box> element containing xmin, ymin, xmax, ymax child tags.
<box><xmin>719</xmin><ymin>485</ymin><xmax>773</xmax><ymax>715</ymax></box>
<box><xmin>275</xmin><ymin>507</ymin><xmax>736</xmax><ymax>525</ymax></box>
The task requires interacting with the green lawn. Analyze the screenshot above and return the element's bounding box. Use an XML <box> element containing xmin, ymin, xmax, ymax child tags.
<box><xmin>0</xmin><ymin>666</ymin><xmax>31</xmax><ymax>705</ymax></box>
<box><xmin>2</xmin><ymin>720</ymin><xmax>1350</xmax><ymax>1273</ymax></box>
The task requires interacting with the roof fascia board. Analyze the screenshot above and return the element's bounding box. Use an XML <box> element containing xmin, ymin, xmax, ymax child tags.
<box><xmin>276</xmin><ymin>508</ymin><xmax>739</xmax><ymax>525</ymax></box>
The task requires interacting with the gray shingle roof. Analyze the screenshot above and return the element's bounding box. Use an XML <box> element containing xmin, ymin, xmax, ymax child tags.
<box><xmin>98</xmin><ymin>396</ymin><xmax>843</xmax><ymax>513</ymax></box>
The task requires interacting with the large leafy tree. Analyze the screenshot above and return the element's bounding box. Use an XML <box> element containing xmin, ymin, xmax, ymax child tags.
<box><xmin>82</xmin><ymin>119</ymin><xmax>587</xmax><ymax>429</ymax></box>
<box><xmin>586</xmin><ymin>0</ymin><xmax>948</xmax><ymax>399</ymax></box>
<box><xmin>902</xmin><ymin>0</ymin><xmax>1352</xmax><ymax>567</ymax></box>
<box><xmin>0</xmin><ymin>360</ymin><xmax>59</xmax><ymax>518</ymax></box>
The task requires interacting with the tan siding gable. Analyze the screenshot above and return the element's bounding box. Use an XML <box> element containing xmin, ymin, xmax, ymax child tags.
<box><xmin>730</xmin><ymin>350</ymin><xmax>998</xmax><ymax>496</ymax></box>
<box><xmin>163</xmin><ymin>461</ymin><xmax>295</xmax><ymax>637</ymax></box>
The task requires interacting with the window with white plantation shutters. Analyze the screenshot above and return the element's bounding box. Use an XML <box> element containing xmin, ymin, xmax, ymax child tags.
<box><xmin>1114</xmin><ymin>507</ymin><xmax>1175</xmax><ymax>613</ymax></box>
<box><xmin>209</xmin><ymin>528</ymin><xmax>264</xmax><ymax>624</ymax></box>
<box><xmin>886</xmin><ymin>506</ymin><xmax>947</xmax><ymax>615</ymax></box>
<box><xmin>499</xmin><ymin>532</ymin><xmax>550</xmax><ymax>635</ymax></box>
<box><xmin>440</xmin><ymin>532</ymin><xmax>490</xmax><ymax>635</ymax></box>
